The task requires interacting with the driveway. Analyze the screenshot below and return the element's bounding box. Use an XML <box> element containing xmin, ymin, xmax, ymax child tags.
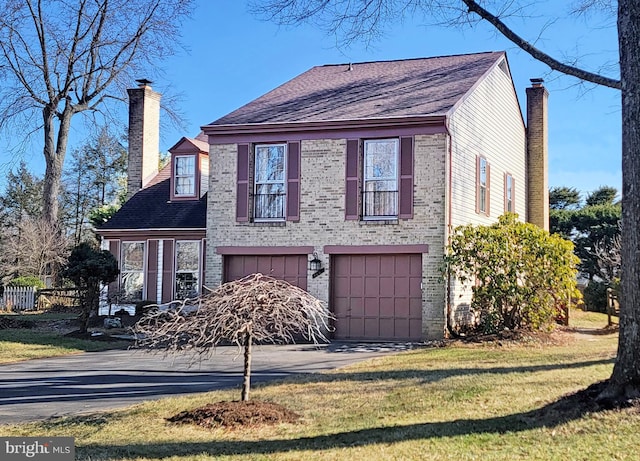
<box><xmin>0</xmin><ymin>342</ymin><xmax>412</xmax><ymax>425</ymax></box>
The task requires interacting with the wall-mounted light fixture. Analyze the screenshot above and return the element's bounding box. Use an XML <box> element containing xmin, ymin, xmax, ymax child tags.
<box><xmin>309</xmin><ymin>252</ymin><xmax>325</xmax><ymax>278</ymax></box>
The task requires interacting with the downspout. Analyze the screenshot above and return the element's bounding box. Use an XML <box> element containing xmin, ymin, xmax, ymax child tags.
<box><xmin>444</xmin><ymin>118</ymin><xmax>457</xmax><ymax>339</ymax></box>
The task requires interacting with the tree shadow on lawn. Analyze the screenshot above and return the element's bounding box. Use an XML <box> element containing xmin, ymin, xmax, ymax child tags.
<box><xmin>0</xmin><ymin>330</ymin><xmax>131</xmax><ymax>352</ymax></box>
<box><xmin>78</xmin><ymin>381</ymin><xmax>628</xmax><ymax>460</ymax></box>
<box><xmin>74</xmin><ymin>357</ymin><xmax>619</xmax><ymax>460</ymax></box>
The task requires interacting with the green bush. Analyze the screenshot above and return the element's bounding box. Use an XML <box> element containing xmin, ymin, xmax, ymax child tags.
<box><xmin>583</xmin><ymin>280</ymin><xmax>609</xmax><ymax>312</ymax></box>
<box><xmin>7</xmin><ymin>276</ymin><xmax>46</xmax><ymax>289</ymax></box>
<box><xmin>445</xmin><ymin>213</ymin><xmax>580</xmax><ymax>334</ymax></box>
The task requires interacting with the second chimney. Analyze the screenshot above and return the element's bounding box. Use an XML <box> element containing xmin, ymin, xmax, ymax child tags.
<box><xmin>126</xmin><ymin>79</ymin><xmax>161</xmax><ymax>200</ymax></box>
<box><xmin>526</xmin><ymin>78</ymin><xmax>549</xmax><ymax>231</ymax></box>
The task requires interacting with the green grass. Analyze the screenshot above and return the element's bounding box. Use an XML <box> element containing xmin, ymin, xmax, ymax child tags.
<box><xmin>0</xmin><ymin>309</ymin><xmax>632</xmax><ymax>460</ymax></box>
<box><xmin>0</xmin><ymin>311</ymin><xmax>130</xmax><ymax>362</ymax></box>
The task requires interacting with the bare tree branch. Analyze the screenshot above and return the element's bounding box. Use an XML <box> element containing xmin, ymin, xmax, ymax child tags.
<box><xmin>250</xmin><ymin>0</ymin><xmax>620</xmax><ymax>89</ymax></box>
<box><xmin>461</xmin><ymin>0</ymin><xmax>620</xmax><ymax>89</ymax></box>
<box><xmin>133</xmin><ymin>273</ymin><xmax>333</xmax><ymax>401</ymax></box>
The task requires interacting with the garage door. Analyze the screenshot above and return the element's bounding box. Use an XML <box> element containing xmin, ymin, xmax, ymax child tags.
<box><xmin>224</xmin><ymin>254</ymin><xmax>308</xmax><ymax>290</ymax></box>
<box><xmin>332</xmin><ymin>254</ymin><xmax>422</xmax><ymax>341</ymax></box>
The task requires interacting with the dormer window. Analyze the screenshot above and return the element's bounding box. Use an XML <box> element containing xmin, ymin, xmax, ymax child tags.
<box><xmin>174</xmin><ymin>155</ymin><xmax>196</xmax><ymax>197</ymax></box>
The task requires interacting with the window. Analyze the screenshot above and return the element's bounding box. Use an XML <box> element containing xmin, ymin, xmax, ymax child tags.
<box><xmin>121</xmin><ymin>242</ymin><xmax>144</xmax><ymax>301</ymax></box>
<box><xmin>175</xmin><ymin>241</ymin><xmax>200</xmax><ymax>300</ymax></box>
<box><xmin>236</xmin><ymin>142</ymin><xmax>300</xmax><ymax>223</ymax></box>
<box><xmin>254</xmin><ymin>144</ymin><xmax>286</xmax><ymax>220</ymax></box>
<box><xmin>477</xmin><ymin>156</ymin><xmax>490</xmax><ymax>215</ymax></box>
<box><xmin>363</xmin><ymin>139</ymin><xmax>399</xmax><ymax>219</ymax></box>
<box><xmin>345</xmin><ymin>137</ymin><xmax>413</xmax><ymax>221</ymax></box>
<box><xmin>174</xmin><ymin>155</ymin><xmax>196</xmax><ymax>196</ymax></box>
<box><xmin>505</xmin><ymin>173</ymin><xmax>514</xmax><ymax>212</ymax></box>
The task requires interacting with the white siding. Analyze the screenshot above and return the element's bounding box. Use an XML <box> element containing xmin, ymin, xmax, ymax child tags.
<box><xmin>447</xmin><ymin>58</ymin><xmax>527</xmax><ymax>325</ymax></box>
<box><xmin>449</xmin><ymin>59</ymin><xmax>526</xmax><ymax>228</ymax></box>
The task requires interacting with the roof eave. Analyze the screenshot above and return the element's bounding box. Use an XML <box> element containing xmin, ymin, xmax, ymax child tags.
<box><xmin>201</xmin><ymin>115</ymin><xmax>448</xmax><ymax>137</ymax></box>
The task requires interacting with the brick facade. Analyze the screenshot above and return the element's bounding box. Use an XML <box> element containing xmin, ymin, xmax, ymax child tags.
<box><xmin>206</xmin><ymin>134</ymin><xmax>448</xmax><ymax>339</ymax></box>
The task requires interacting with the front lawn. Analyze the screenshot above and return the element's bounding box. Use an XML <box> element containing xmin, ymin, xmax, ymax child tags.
<box><xmin>0</xmin><ymin>310</ymin><xmax>632</xmax><ymax>460</ymax></box>
<box><xmin>0</xmin><ymin>312</ymin><xmax>131</xmax><ymax>363</ymax></box>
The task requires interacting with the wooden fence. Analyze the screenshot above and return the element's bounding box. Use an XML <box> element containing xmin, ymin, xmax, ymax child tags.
<box><xmin>607</xmin><ymin>287</ymin><xmax>620</xmax><ymax>327</ymax></box>
<box><xmin>1</xmin><ymin>286</ymin><xmax>38</xmax><ymax>311</ymax></box>
<box><xmin>1</xmin><ymin>286</ymin><xmax>81</xmax><ymax>312</ymax></box>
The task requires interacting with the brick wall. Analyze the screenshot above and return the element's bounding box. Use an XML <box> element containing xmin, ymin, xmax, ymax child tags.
<box><xmin>206</xmin><ymin>134</ymin><xmax>448</xmax><ymax>339</ymax></box>
<box><xmin>526</xmin><ymin>81</ymin><xmax>549</xmax><ymax>231</ymax></box>
<box><xmin>127</xmin><ymin>83</ymin><xmax>161</xmax><ymax>200</ymax></box>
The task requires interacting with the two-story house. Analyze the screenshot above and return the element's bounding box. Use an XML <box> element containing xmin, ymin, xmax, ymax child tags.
<box><xmin>98</xmin><ymin>51</ymin><xmax>548</xmax><ymax>340</ymax></box>
<box><xmin>202</xmin><ymin>51</ymin><xmax>548</xmax><ymax>341</ymax></box>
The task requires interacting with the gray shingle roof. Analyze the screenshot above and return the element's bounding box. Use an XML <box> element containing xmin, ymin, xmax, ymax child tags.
<box><xmin>97</xmin><ymin>166</ymin><xmax>206</xmax><ymax>231</ymax></box>
<box><xmin>210</xmin><ymin>51</ymin><xmax>505</xmax><ymax>126</ymax></box>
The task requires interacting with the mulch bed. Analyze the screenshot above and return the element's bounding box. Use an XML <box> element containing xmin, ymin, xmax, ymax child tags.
<box><xmin>167</xmin><ymin>400</ymin><xmax>301</xmax><ymax>429</ymax></box>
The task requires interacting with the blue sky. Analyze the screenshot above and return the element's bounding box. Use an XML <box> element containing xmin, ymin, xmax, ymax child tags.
<box><xmin>10</xmin><ymin>0</ymin><xmax>622</xmax><ymax>200</ymax></box>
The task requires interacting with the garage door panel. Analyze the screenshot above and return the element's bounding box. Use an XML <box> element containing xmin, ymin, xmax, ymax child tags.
<box><xmin>364</xmin><ymin>318</ymin><xmax>379</xmax><ymax>337</ymax></box>
<box><xmin>379</xmin><ymin>255</ymin><xmax>395</xmax><ymax>275</ymax></box>
<box><xmin>225</xmin><ymin>254</ymin><xmax>307</xmax><ymax>290</ymax></box>
<box><xmin>350</xmin><ymin>297</ymin><xmax>364</xmax><ymax>316</ymax></box>
<box><xmin>364</xmin><ymin>298</ymin><xmax>379</xmax><ymax>317</ymax></box>
<box><xmin>410</xmin><ymin>297</ymin><xmax>423</xmax><ymax>317</ymax></box>
<box><xmin>331</xmin><ymin>253</ymin><xmax>423</xmax><ymax>341</ymax></box>
<box><xmin>350</xmin><ymin>256</ymin><xmax>365</xmax><ymax>275</ymax></box>
<box><xmin>410</xmin><ymin>254</ymin><xmax>422</xmax><ymax>274</ymax></box>
<box><xmin>365</xmin><ymin>256</ymin><xmax>380</xmax><ymax>275</ymax></box>
<box><xmin>365</xmin><ymin>276</ymin><xmax>380</xmax><ymax>297</ymax></box>
<box><xmin>350</xmin><ymin>278</ymin><xmax>363</xmax><ymax>296</ymax></box>
<box><xmin>350</xmin><ymin>319</ymin><xmax>364</xmax><ymax>337</ymax></box>
<box><xmin>380</xmin><ymin>297</ymin><xmax>394</xmax><ymax>317</ymax></box>
<box><xmin>395</xmin><ymin>318</ymin><xmax>410</xmax><ymax>337</ymax></box>
<box><xmin>394</xmin><ymin>277</ymin><xmax>410</xmax><ymax>296</ymax></box>
<box><xmin>410</xmin><ymin>319</ymin><xmax>422</xmax><ymax>338</ymax></box>
<box><xmin>395</xmin><ymin>298</ymin><xmax>410</xmax><ymax>317</ymax></box>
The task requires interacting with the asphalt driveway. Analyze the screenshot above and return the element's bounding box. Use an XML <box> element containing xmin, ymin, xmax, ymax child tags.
<box><xmin>0</xmin><ymin>342</ymin><xmax>412</xmax><ymax>425</ymax></box>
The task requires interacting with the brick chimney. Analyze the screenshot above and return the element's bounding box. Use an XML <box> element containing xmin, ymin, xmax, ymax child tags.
<box><xmin>526</xmin><ymin>78</ymin><xmax>549</xmax><ymax>231</ymax></box>
<box><xmin>126</xmin><ymin>79</ymin><xmax>161</xmax><ymax>200</ymax></box>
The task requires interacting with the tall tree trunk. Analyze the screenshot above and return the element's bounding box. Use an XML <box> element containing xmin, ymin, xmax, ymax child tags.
<box><xmin>42</xmin><ymin>104</ymin><xmax>73</xmax><ymax>227</ymax></box>
<box><xmin>599</xmin><ymin>0</ymin><xmax>640</xmax><ymax>404</ymax></box>
<box><xmin>241</xmin><ymin>331</ymin><xmax>253</xmax><ymax>402</ymax></box>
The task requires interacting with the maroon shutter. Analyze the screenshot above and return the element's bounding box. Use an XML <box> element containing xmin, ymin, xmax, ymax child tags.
<box><xmin>399</xmin><ymin>136</ymin><xmax>414</xmax><ymax>219</ymax></box>
<box><xmin>146</xmin><ymin>240</ymin><xmax>158</xmax><ymax>302</ymax></box>
<box><xmin>486</xmin><ymin>161</ymin><xmax>491</xmax><ymax>216</ymax></box>
<box><xmin>511</xmin><ymin>177</ymin><xmax>515</xmax><ymax>212</ymax></box>
<box><xmin>286</xmin><ymin>141</ymin><xmax>301</xmax><ymax>221</ymax></box>
<box><xmin>108</xmin><ymin>240</ymin><xmax>121</xmax><ymax>300</ymax></box>
<box><xmin>345</xmin><ymin>139</ymin><xmax>360</xmax><ymax>220</ymax></box>
<box><xmin>200</xmin><ymin>238</ymin><xmax>206</xmax><ymax>294</ymax></box>
<box><xmin>236</xmin><ymin>144</ymin><xmax>250</xmax><ymax>222</ymax></box>
<box><xmin>475</xmin><ymin>156</ymin><xmax>481</xmax><ymax>214</ymax></box>
<box><xmin>161</xmin><ymin>240</ymin><xmax>175</xmax><ymax>303</ymax></box>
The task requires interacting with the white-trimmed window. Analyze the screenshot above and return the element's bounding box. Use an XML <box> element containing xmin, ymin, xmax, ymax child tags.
<box><xmin>505</xmin><ymin>173</ymin><xmax>514</xmax><ymax>212</ymax></box>
<box><xmin>121</xmin><ymin>242</ymin><xmax>145</xmax><ymax>301</ymax></box>
<box><xmin>175</xmin><ymin>155</ymin><xmax>196</xmax><ymax>196</ymax></box>
<box><xmin>175</xmin><ymin>241</ymin><xmax>200</xmax><ymax>300</ymax></box>
<box><xmin>477</xmin><ymin>156</ymin><xmax>490</xmax><ymax>215</ymax></box>
<box><xmin>363</xmin><ymin>139</ymin><xmax>399</xmax><ymax>219</ymax></box>
<box><xmin>254</xmin><ymin>143</ymin><xmax>286</xmax><ymax>220</ymax></box>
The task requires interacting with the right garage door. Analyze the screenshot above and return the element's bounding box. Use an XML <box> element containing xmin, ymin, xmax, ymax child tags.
<box><xmin>331</xmin><ymin>254</ymin><xmax>423</xmax><ymax>341</ymax></box>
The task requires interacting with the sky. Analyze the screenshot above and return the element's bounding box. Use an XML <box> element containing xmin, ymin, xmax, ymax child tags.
<box><xmin>7</xmin><ymin>0</ymin><xmax>622</xmax><ymax>201</ymax></box>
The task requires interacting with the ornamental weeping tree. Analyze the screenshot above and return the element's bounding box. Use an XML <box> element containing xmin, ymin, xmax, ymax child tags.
<box><xmin>133</xmin><ymin>273</ymin><xmax>333</xmax><ymax>402</ymax></box>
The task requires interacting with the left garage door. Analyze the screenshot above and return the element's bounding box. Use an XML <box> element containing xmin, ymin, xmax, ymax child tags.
<box><xmin>224</xmin><ymin>254</ymin><xmax>308</xmax><ymax>290</ymax></box>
